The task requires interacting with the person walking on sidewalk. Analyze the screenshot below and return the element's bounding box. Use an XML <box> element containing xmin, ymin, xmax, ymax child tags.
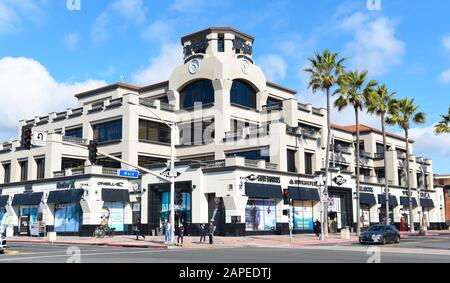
<box><xmin>313</xmin><ymin>219</ymin><xmax>321</xmax><ymax>237</ymax></box>
<box><xmin>164</xmin><ymin>220</ymin><xmax>172</xmax><ymax>244</ymax></box>
<box><xmin>199</xmin><ymin>223</ymin><xmax>207</xmax><ymax>243</ymax></box>
<box><xmin>136</xmin><ymin>219</ymin><xmax>146</xmax><ymax>240</ymax></box>
<box><xmin>208</xmin><ymin>221</ymin><xmax>216</xmax><ymax>245</ymax></box>
<box><xmin>177</xmin><ymin>223</ymin><xmax>185</xmax><ymax>246</ymax></box>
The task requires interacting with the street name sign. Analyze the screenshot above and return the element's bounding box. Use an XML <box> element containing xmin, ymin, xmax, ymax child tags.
<box><xmin>119</xmin><ymin>170</ymin><xmax>140</xmax><ymax>178</ymax></box>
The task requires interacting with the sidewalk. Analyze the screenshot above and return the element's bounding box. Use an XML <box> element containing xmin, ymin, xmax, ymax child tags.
<box><xmin>7</xmin><ymin>233</ymin><xmax>359</xmax><ymax>249</ymax></box>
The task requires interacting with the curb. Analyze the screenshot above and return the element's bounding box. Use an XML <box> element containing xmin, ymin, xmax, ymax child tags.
<box><xmin>7</xmin><ymin>240</ymin><xmax>168</xmax><ymax>249</ymax></box>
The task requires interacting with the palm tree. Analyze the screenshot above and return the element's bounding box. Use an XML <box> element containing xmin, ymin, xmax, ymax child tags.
<box><xmin>434</xmin><ymin>107</ymin><xmax>450</xmax><ymax>135</ymax></box>
<box><xmin>305</xmin><ymin>50</ymin><xmax>346</xmax><ymax>238</ymax></box>
<box><xmin>365</xmin><ymin>85</ymin><xmax>396</xmax><ymax>225</ymax></box>
<box><xmin>334</xmin><ymin>70</ymin><xmax>377</xmax><ymax>236</ymax></box>
<box><xmin>386</xmin><ymin>98</ymin><xmax>426</xmax><ymax>232</ymax></box>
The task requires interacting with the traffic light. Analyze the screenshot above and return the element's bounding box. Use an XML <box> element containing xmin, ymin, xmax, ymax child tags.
<box><xmin>283</xmin><ymin>189</ymin><xmax>290</xmax><ymax>205</ymax></box>
<box><xmin>24</xmin><ymin>128</ymin><xmax>32</xmax><ymax>150</ymax></box>
<box><xmin>88</xmin><ymin>141</ymin><xmax>98</xmax><ymax>165</ymax></box>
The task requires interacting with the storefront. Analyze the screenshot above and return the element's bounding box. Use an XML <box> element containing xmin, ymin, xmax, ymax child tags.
<box><xmin>328</xmin><ymin>187</ymin><xmax>354</xmax><ymax>232</ymax></box>
<box><xmin>11</xmin><ymin>192</ymin><xmax>43</xmax><ymax>236</ymax></box>
<box><xmin>378</xmin><ymin>194</ymin><xmax>399</xmax><ymax>225</ymax></box>
<box><xmin>245</xmin><ymin>183</ymin><xmax>280</xmax><ymax>233</ymax></box>
<box><xmin>288</xmin><ymin>187</ymin><xmax>320</xmax><ymax>232</ymax></box>
<box><xmin>360</xmin><ymin>193</ymin><xmax>377</xmax><ymax>229</ymax></box>
<box><xmin>101</xmin><ymin>189</ymin><xmax>131</xmax><ymax>233</ymax></box>
<box><xmin>47</xmin><ymin>189</ymin><xmax>84</xmax><ymax>233</ymax></box>
<box><xmin>420</xmin><ymin>198</ymin><xmax>435</xmax><ymax>228</ymax></box>
<box><xmin>0</xmin><ymin>196</ymin><xmax>7</xmax><ymax>222</ymax></box>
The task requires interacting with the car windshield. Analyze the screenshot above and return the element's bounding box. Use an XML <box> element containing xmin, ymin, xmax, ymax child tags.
<box><xmin>368</xmin><ymin>226</ymin><xmax>385</xmax><ymax>232</ymax></box>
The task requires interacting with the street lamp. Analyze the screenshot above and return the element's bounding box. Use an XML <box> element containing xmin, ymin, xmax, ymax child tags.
<box><xmin>129</xmin><ymin>101</ymin><xmax>177</xmax><ymax>245</ymax></box>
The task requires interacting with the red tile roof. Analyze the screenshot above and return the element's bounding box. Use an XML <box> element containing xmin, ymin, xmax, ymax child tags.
<box><xmin>332</xmin><ymin>124</ymin><xmax>414</xmax><ymax>143</ymax></box>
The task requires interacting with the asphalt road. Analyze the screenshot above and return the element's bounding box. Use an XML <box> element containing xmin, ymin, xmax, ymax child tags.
<box><xmin>1</xmin><ymin>236</ymin><xmax>449</xmax><ymax>263</ymax></box>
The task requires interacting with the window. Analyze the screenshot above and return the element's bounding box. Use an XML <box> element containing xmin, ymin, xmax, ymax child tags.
<box><xmin>304</xmin><ymin>152</ymin><xmax>313</xmax><ymax>175</ymax></box>
<box><xmin>218</xmin><ymin>34</ymin><xmax>225</xmax><ymax>52</ymax></box>
<box><xmin>61</xmin><ymin>158</ymin><xmax>84</xmax><ymax>170</ymax></box>
<box><xmin>230</xmin><ymin>80</ymin><xmax>257</xmax><ymax>109</ymax></box>
<box><xmin>287</xmin><ymin>149</ymin><xmax>297</xmax><ymax>173</ymax></box>
<box><xmin>65</xmin><ymin>127</ymin><xmax>82</xmax><ymax>139</ymax></box>
<box><xmin>93</xmin><ymin>119</ymin><xmax>122</xmax><ymax>143</ymax></box>
<box><xmin>19</xmin><ymin>160</ymin><xmax>28</xmax><ymax>181</ymax></box>
<box><xmin>226</xmin><ymin>148</ymin><xmax>270</xmax><ymax>162</ymax></box>
<box><xmin>266</xmin><ymin>96</ymin><xmax>282</xmax><ymax>106</ymax></box>
<box><xmin>3</xmin><ymin>163</ymin><xmax>11</xmax><ymax>183</ymax></box>
<box><xmin>376</xmin><ymin>143</ymin><xmax>384</xmax><ymax>154</ymax></box>
<box><xmin>179</xmin><ymin>119</ymin><xmax>215</xmax><ymax>145</ymax></box>
<box><xmin>139</xmin><ymin>120</ymin><xmax>171</xmax><ymax>144</ymax></box>
<box><xmin>138</xmin><ymin>156</ymin><xmax>167</xmax><ymax>169</ymax></box>
<box><xmin>36</xmin><ymin>158</ymin><xmax>45</xmax><ymax>180</ymax></box>
<box><xmin>97</xmin><ymin>156</ymin><xmax>122</xmax><ymax>169</ymax></box>
<box><xmin>179</xmin><ymin>80</ymin><xmax>215</xmax><ymax>109</ymax></box>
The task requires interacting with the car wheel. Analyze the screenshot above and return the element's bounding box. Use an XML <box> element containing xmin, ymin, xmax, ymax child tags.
<box><xmin>395</xmin><ymin>236</ymin><xmax>400</xmax><ymax>244</ymax></box>
<box><xmin>381</xmin><ymin>236</ymin><xmax>386</xmax><ymax>245</ymax></box>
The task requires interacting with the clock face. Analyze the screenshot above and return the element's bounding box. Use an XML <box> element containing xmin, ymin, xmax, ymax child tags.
<box><xmin>242</xmin><ymin>60</ymin><xmax>250</xmax><ymax>74</ymax></box>
<box><xmin>189</xmin><ymin>59</ymin><xmax>200</xmax><ymax>74</ymax></box>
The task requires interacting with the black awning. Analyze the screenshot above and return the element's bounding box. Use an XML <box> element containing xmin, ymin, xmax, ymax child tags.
<box><xmin>11</xmin><ymin>192</ymin><xmax>43</xmax><ymax>206</ymax></box>
<box><xmin>246</xmin><ymin>183</ymin><xmax>282</xmax><ymax>199</ymax></box>
<box><xmin>360</xmin><ymin>193</ymin><xmax>377</xmax><ymax>206</ymax></box>
<box><xmin>0</xmin><ymin>195</ymin><xmax>9</xmax><ymax>207</ymax></box>
<box><xmin>47</xmin><ymin>189</ymin><xmax>84</xmax><ymax>204</ymax></box>
<box><xmin>400</xmin><ymin>196</ymin><xmax>418</xmax><ymax>208</ymax></box>
<box><xmin>149</xmin><ymin>181</ymin><xmax>192</xmax><ymax>192</ymax></box>
<box><xmin>288</xmin><ymin>187</ymin><xmax>320</xmax><ymax>201</ymax></box>
<box><xmin>378</xmin><ymin>194</ymin><xmax>399</xmax><ymax>207</ymax></box>
<box><xmin>420</xmin><ymin>198</ymin><xmax>435</xmax><ymax>208</ymax></box>
<box><xmin>102</xmin><ymin>189</ymin><xmax>130</xmax><ymax>202</ymax></box>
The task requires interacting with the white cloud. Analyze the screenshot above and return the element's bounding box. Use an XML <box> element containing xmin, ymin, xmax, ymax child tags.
<box><xmin>92</xmin><ymin>0</ymin><xmax>146</xmax><ymax>43</ymax></box>
<box><xmin>64</xmin><ymin>32</ymin><xmax>80</xmax><ymax>49</ymax></box>
<box><xmin>141</xmin><ymin>20</ymin><xmax>174</xmax><ymax>43</ymax></box>
<box><xmin>439</xmin><ymin>69</ymin><xmax>450</xmax><ymax>84</ymax></box>
<box><xmin>0</xmin><ymin>0</ymin><xmax>44</xmax><ymax>35</ymax></box>
<box><xmin>0</xmin><ymin>57</ymin><xmax>106</xmax><ymax>136</ymax></box>
<box><xmin>408</xmin><ymin>126</ymin><xmax>450</xmax><ymax>158</ymax></box>
<box><xmin>443</xmin><ymin>35</ymin><xmax>450</xmax><ymax>51</ymax></box>
<box><xmin>132</xmin><ymin>43</ymin><xmax>183</xmax><ymax>85</ymax></box>
<box><xmin>257</xmin><ymin>54</ymin><xmax>287</xmax><ymax>82</ymax></box>
<box><xmin>340</xmin><ymin>13</ymin><xmax>405</xmax><ymax>75</ymax></box>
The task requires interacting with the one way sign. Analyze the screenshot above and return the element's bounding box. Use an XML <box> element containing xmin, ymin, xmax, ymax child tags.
<box><xmin>32</xmin><ymin>131</ymin><xmax>47</xmax><ymax>146</ymax></box>
<box><xmin>160</xmin><ymin>168</ymin><xmax>181</xmax><ymax>178</ymax></box>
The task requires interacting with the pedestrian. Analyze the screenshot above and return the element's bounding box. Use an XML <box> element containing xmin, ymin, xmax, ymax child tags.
<box><xmin>177</xmin><ymin>223</ymin><xmax>185</xmax><ymax>246</ymax></box>
<box><xmin>199</xmin><ymin>223</ymin><xmax>207</xmax><ymax>243</ymax></box>
<box><xmin>164</xmin><ymin>220</ymin><xmax>172</xmax><ymax>244</ymax></box>
<box><xmin>208</xmin><ymin>221</ymin><xmax>215</xmax><ymax>245</ymax></box>
<box><xmin>136</xmin><ymin>218</ymin><xmax>146</xmax><ymax>240</ymax></box>
<box><xmin>313</xmin><ymin>219</ymin><xmax>321</xmax><ymax>237</ymax></box>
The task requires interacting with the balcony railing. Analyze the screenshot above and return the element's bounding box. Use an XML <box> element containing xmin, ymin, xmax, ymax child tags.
<box><xmin>298</xmin><ymin>103</ymin><xmax>309</xmax><ymax>111</ymax></box>
<box><xmin>301</xmin><ymin>128</ymin><xmax>320</xmax><ymax>139</ymax></box>
<box><xmin>102</xmin><ymin>167</ymin><xmax>118</xmax><ymax>176</ymax></box>
<box><xmin>53</xmin><ymin>170</ymin><xmax>66</xmax><ymax>178</ymax></box>
<box><xmin>374</xmin><ymin>152</ymin><xmax>385</xmax><ymax>159</ymax></box>
<box><xmin>139</xmin><ymin>98</ymin><xmax>156</xmax><ymax>108</ymax></box>
<box><xmin>204</xmin><ymin>160</ymin><xmax>226</xmax><ymax>168</ymax></box>
<box><xmin>358</xmin><ymin>151</ymin><xmax>372</xmax><ymax>159</ymax></box>
<box><xmin>262</xmin><ymin>103</ymin><xmax>283</xmax><ymax>111</ymax></box>
<box><xmin>62</xmin><ymin>136</ymin><xmax>85</xmax><ymax>145</ymax></box>
<box><xmin>332</xmin><ymin>145</ymin><xmax>352</xmax><ymax>154</ymax></box>
<box><xmin>71</xmin><ymin>168</ymin><xmax>85</xmax><ymax>176</ymax></box>
<box><xmin>160</xmin><ymin>102</ymin><xmax>174</xmax><ymax>112</ymax></box>
<box><xmin>244</xmin><ymin>159</ymin><xmax>259</xmax><ymax>168</ymax></box>
<box><xmin>265</xmin><ymin>163</ymin><xmax>278</xmax><ymax>170</ymax></box>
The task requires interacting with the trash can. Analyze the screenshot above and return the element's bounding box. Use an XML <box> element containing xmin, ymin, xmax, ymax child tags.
<box><xmin>48</xmin><ymin>232</ymin><xmax>57</xmax><ymax>243</ymax></box>
<box><xmin>341</xmin><ymin>228</ymin><xmax>350</xmax><ymax>240</ymax></box>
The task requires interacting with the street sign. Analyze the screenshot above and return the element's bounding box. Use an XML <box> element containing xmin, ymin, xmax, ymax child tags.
<box><xmin>32</xmin><ymin>131</ymin><xmax>47</xmax><ymax>146</ymax></box>
<box><xmin>160</xmin><ymin>168</ymin><xmax>181</xmax><ymax>178</ymax></box>
<box><xmin>119</xmin><ymin>170</ymin><xmax>140</xmax><ymax>178</ymax></box>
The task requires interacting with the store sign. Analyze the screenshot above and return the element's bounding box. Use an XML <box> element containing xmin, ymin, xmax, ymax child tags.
<box><xmin>360</xmin><ymin>186</ymin><xmax>374</xmax><ymax>193</ymax></box>
<box><xmin>333</xmin><ymin>175</ymin><xmax>347</xmax><ymax>186</ymax></box>
<box><xmin>97</xmin><ymin>181</ymin><xmax>124</xmax><ymax>188</ymax></box>
<box><xmin>183</xmin><ymin>39</ymin><xmax>209</xmax><ymax>58</ymax></box>
<box><xmin>256</xmin><ymin>175</ymin><xmax>280</xmax><ymax>184</ymax></box>
<box><xmin>57</xmin><ymin>180</ymin><xmax>76</xmax><ymax>190</ymax></box>
<box><xmin>289</xmin><ymin>179</ymin><xmax>317</xmax><ymax>187</ymax></box>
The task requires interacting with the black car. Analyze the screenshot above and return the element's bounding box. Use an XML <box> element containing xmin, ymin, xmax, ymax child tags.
<box><xmin>359</xmin><ymin>225</ymin><xmax>401</xmax><ymax>245</ymax></box>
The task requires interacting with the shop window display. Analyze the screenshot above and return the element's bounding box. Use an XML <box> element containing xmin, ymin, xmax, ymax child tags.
<box><xmin>245</xmin><ymin>199</ymin><xmax>276</xmax><ymax>232</ymax></box>
<box><xmin>102</xmin><ymin>202</ymin><xmax>126</xmax><ymax>232</ymax></box>
<box><xmin>54</xmin><ymin>203</ymin><xmax>81</xmax><ymax>233</ymax></box>
<box><xmin>292</xmin><ymin>200</ymin><xmax>314</xmax><ymax>230</ymax></box>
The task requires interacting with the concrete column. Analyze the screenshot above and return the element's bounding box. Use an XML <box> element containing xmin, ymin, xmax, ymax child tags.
<box><xmin>282</xmin><ymin>99</ymin><xmax>298</xmax><ymax>127</ymax></box>
<box><xmin>213</xmin><ymin>79</ymin><xmax>233</xmax><ymax>143</ymax></box>
<box><xmin>270</xmin><ymin>122</ymin><xmax>287</xmax><ymax>171</ymax></box>
<box><xmin>122</xmin><ymin>94</ymin><xmax>140</xmax><ymax>170</ymax></box>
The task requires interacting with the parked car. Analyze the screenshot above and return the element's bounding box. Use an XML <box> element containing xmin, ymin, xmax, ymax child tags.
<box><xmin>0</xmin><ymin>233</ymin><xmax>6</xmax><ymax>254</ymax></box>
<box><xmin>359</xmin><ymin>225</ymin><xmax>401</xmax><ymax>245</ymax></box>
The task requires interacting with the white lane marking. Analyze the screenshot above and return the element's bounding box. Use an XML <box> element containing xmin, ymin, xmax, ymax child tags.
<box><xmin>0</xmin><ymin>247</ymin><xmax>211</xmax><ymax>262</ymax></box>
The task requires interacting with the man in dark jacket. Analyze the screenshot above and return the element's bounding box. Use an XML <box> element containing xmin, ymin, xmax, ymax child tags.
<box><xmin>209</xmin><ymin>221</ymin><xmax>215</xmax><ymax>245</ymax></box>
<box><xmin>199</xmin><ymin>223</ymin><xmax>207</xmax><ymax>243</ymax></box>
<box><xmin>313</xmin><ymin>219</ymin><xmax>321</xmax><ymax>237</ymax></box>
<box><xmin>136</xmin><ymin>219</ymin><xmax>146</xmax><ymax>240</ymax></box>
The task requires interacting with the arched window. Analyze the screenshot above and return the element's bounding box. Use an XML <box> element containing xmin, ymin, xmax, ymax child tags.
<box><xmin>179</xmin><ymin>79</ymin><xmax>215</xmax><ymax>109</ymax></box>
<box><xmin>230</xmin><ymin>80</ymin><xmax>257</xmax><ymax>109</ymax></box>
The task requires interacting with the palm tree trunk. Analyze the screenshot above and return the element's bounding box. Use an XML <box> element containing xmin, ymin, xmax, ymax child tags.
<box><xmin>355</xmin><ymin>107</ymin><xmax>361</xmax><ymax>236</ymax></box>
<box><xmin>381</xmin><ymin>114</ymin><xmax>390</xmax><ymax>225</ymax></box>
<box><xmin>323</xmin><ymin>87</ymin><xmax>332</xmax><ymax>238</ymax></box>
<box><xmin>405</xmin><ymin>129</ymin><xmax>415</xmax><ymax>232</ymax></box>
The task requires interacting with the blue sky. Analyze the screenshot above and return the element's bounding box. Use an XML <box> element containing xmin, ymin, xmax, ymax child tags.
<box><xmin>0</xmin><ymin>0</ymin><xmax>449</xmax><ymax>173</ymax></box>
